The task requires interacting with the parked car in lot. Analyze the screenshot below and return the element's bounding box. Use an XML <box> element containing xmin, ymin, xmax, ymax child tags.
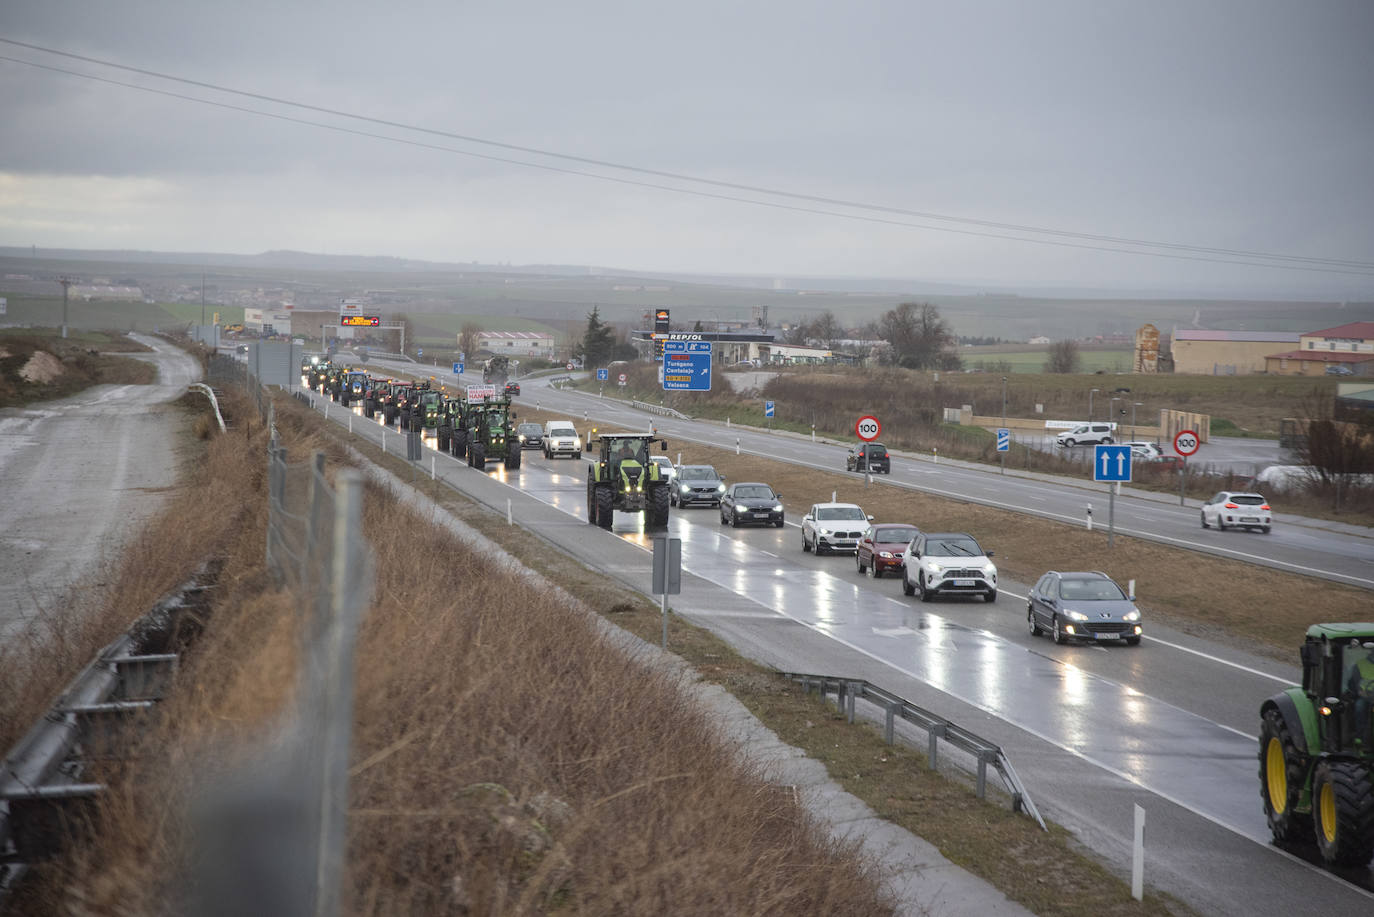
<box><xmin>1200</xmin><ymin>491</ymin><xmax>1272</xmax><ymax>533</ymax></box>
<box><xmin>720</xmin><ymin>482</ymin><xmax>784</xmax><ymax>527</ymax></box>
<box><xmin>801</xmin><ymin>503</ymin><xmax>872</xmax><ymax>555</ymax></box>
<box><xmin>1124</xmin><ymin>441</ymin><xmax>1162</xmax><ymax>460</ymax></box>
<box><xmin>1325</xmin><ymin>364</ymin><xmax>1355</xmax><ymax>376</ymax></box>
<box><xmin>673</xmin><ymin>465</ymin><xmax>726</xmax><ymax>507</ymax></box>
<box><xmin>846</xmin><ymin>442</ymin><xmax>891</xmax><ymax>474</ymax></box>
<box><xmin>1148</xmin><ymin>454</ymin><xmax>1185</xmax><ymax>471</ymax></box>
<box><xmin>515</xmin><ymin>422</ymin><xmax>543</xmax><ymax>450</ymax></box>
<box><xmin>855</xmin><ymin>524</ymin><xmax>920</xmax><ymax>578</ymax></box>
<box><xmin>900</xmin><ymin>532</ymin><xmax>997</xmax><ymax>602</ymax></box>
<box><xmin>1055</xmin><ymin>423</ymin><xmax>1116</xmax><ymax>447</ymax></box>
<box><xmin>1027</xmin><ymin>571</ymin><xmax>1143</xmax><ymax>645</ymax></box>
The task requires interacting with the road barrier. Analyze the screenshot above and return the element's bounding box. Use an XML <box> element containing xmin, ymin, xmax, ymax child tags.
<box><xmin>782</xmin><ymin>672</ymin><xmax>1046</xmax><ymax>830</ymax></box>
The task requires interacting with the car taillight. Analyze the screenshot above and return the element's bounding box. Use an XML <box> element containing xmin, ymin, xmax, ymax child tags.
<box><xmin>883</xmin><ymin>452</ymin><xmax>889</xmax><ymax>459</ymax></box>
<box><xmin>1261</xmin><ymin>504</ymin><xmax>1270</xmax><ymax>511</ymax></box>
<box><xmin>1224</xmin><ymin>502</ymin><xmax>1239</xmax><ymax>509</ymax></box>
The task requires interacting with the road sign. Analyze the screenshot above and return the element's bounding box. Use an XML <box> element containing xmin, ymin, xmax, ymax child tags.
<box><xmin>597</xmin><ymin>368</ymin><xmax>609</xmax><ymax>381</ymax></box>
<box><xmin>452</xmin><ymin>361</ymin><xmax>464</xmax><ymax>375</ymax></box>
<box><xmin>663</xmin><ymin>340</ymin><xmax>711</xmax><ymax>354</ymax></box>
<box><xmin>618</xmin><ymin>372</ymin><xmax>627</xmax><ymax>384</ymax></box>
<box><xmin>996</xmin><ymin>428</ymin><xmax>1011</xmax><ymax>452</ymax></box>
<box><xmin>855</xmin><ymin>415</ymin><xmax>881</xmax><ymax>441</ymax></box>
<box><xmin>567</xmin><ymin>362</ymin><xmax>575</xmax><ymax>370</ymax></box>
<box><xmin>1094</xmin><ymin>444</ymin><xmax>1133</xmax><ymax>482</ymax></box>
<box><xmin>662</xmin><ymin>352</ymin><xmax>712</xmax><ymax>391</ymax></box>
<box><xmin>417</xmin><ymin>348</ymin><xmax>423</xmax><ymax>358</ymax></box>
<box><xmin>1173</xmin><ymin>429</ymin><xmax>1200</xmax><ymax>457</ymax></box>
<box><xmin>764</xmin><ymin>401</ymin><xmax>775</xmax><ymax>418</ymax></box>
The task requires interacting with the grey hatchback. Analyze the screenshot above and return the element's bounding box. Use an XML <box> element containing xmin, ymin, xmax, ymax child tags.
<box><xmin>1027</xmin><ymin>571</ymin><xmax>1143</xmax><ymax>646</ymax></box>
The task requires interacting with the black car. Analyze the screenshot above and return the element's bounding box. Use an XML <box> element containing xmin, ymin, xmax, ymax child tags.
<box><xmin>515</xmin><ymin>422</ymin><xmax>543</xmax><ymax>450</ymax></box>
<box><xmin>504</xmin><ymin>381</ymin><xmax>521</xmax><ymax>395</ymax></box>
<box><xmin>720</xmin><ymin>482</ymin><xmax>784</xmax><ymax>528</ymax></box>
<box><xmin>1027</xmin><ymin>571</ymin><xmax>1143</xmax><ymax>646</ymax></box>
<box><xmin>846</xmin><ymin>442</ymin><xmax>890</xmax><ymax>474</ymax></box>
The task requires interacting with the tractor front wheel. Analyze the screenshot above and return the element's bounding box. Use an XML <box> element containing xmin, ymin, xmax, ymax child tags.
<box><xmin>506</xmin><ymin>445</ymin><xmax>522</xmax><ymax>470</ymax></box>
<box><xmin>470</xmin><ymin>442</ymin><xmax>486</xmax><ymax>469</ymax></box>
<box><xmin>1313</xmin><ymin>759</ymin><xmax>1374</xmax><ymax>867</ymax></box>
<box><xmin>1259</xmin><ymin>707</ymin><xmax>1310</xmax><ymax>846</ymax></box>
<box><xmin>647</xmin><ymin>483</ymin><xmax>670</xmax><ymax>530</ymax></box>
<box><xmin>595</xmin><ymin>484</ymin><xmax>614</xmax><ymax>530</ymax></box>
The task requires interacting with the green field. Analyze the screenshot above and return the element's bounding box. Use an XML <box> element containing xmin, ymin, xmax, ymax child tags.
<box><xmin>961</xmin><ymin>348</ymin><xmax>1133</xmax><ymax>373</ymax></box>
<box><xmin>0</xmin><ymin>291</ymin><xmax>243</xmax><ymax>332</ymax></box>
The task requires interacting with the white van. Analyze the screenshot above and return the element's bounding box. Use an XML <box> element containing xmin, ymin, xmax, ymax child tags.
<box><xmin>1055</xmin><ymin>423</ymin><xmax>1117</xmax><ymax>447</ymax></box>
<box><xmin>543</xmin><ymin>420</ymin><xmax>582</xmax><ymax>459</ymax></box>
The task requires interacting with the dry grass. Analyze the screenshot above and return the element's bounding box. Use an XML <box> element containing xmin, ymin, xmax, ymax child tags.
<box><xmin>13</xmin><ymin>391</ymin><xmax>893</xmax><ymax>916</ymax></box>
<box><xmin>0</xmin><ymin>332</ymin><xmax>157</xmax><ymax>407</ymax></box>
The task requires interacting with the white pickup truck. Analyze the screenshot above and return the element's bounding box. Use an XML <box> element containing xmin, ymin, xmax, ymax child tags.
<box><xmin>543</xmin><ymin>420</ymin><xmax>582</xmax><ymax>459</ymax></box>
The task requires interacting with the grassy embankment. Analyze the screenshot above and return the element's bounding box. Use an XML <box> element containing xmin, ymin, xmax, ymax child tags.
<box><xmin>0</xmin><ymin>328</ymin><xmax>156</xmax><ymax>407</ymax></box>
<box><xmin>7</xmin><ymin>385</ymin><xmax>895</xmax><ymax>916</ymax></box>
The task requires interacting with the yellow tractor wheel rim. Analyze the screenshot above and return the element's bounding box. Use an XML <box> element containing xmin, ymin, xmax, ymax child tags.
<box><xmin>1320</xmin><ymin>781</ymin><xmax>1338</xmax><ymax>844</ymax></box>
<box><xmin>1265</xmin><ymin>738</ymin><xmax>1287</xmax><ymax>813</ymax></box>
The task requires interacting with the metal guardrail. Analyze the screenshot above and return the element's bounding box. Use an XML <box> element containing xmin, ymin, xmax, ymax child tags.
<box><xmin>782</xmin><ymin>672</ymin><xmax>1046</xmax><ymax>830</ymax></box>
<box><xmin>0</xmin><ymin>569</ymin><xmax>215</xmax><ymax>900</ymax></box>
<box><xmin>630</xmin><ymin>400</ymin><xmax>690</xmax><ymax>420</ymax></box>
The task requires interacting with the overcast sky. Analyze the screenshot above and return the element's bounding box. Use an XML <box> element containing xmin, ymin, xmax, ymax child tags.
<box><xmin>1</xmin><ymin>1</ymin><xmax>1371</xmax><ymax>297</ymax></box>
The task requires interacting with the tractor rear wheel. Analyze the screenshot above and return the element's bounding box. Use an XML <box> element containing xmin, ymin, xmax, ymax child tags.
<box><xmin>595</xmin><ymin>484</ymin><xmax>614</xmax><ymax>530</ymax></box>
<box><xmin>506</xmin><ymin>445</ymin><xmax>522</xmax><ymax>470</ymax></box>
<box><xmin>1259</xmin><ymin>707</ymin><xmax>1310</xmax><ymax>846</ymax></box>
<box><xmin>1313</xmin><ymin>759</ymin><xmax>1374</xmax><ymax>867</ymax></box>
<box><xmin>438</xmin><ymin>427</ymin><xmax>450</xmax><ymax>451</ymax></box>
<box><xmin>470</xmin><ymin>442</ymin><xmax>485</xmax><ymax>469</ymax></box>
<box><xmin>647</xmin><ymin>483</ymin><xmax>670</xmax><ymax>530</ymax></box>
<box><xmin>453</xmin><ymin>430</ymin><xmax>467</xmax><ymax>459</ymax></box>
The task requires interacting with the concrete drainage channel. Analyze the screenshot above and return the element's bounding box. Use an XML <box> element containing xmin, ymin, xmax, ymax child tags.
<box><xmin>0</xmin><ymin>563</ymin><xmax>219</xmax><ymax>904</ymax></box>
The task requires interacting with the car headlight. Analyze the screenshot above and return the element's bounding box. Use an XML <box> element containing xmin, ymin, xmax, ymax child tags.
<box><xmin>518</xmin><ymin>435</ymin><xmax>526</xmax><ymax>442</ymax></box>
<box><xmin>925</xmin><ymin>560</ymin><xmax>941</xmax><ymax>572</ymax></box>
<box><xmin>819</xmin><ymin>528</ymin><xmax>832</xmax><ymax>537</ymax></box>
<box><xmin>680</xmin><ymin>484</ymin><xmax>690</xmax><ymax>493</ymax></box>
<box><xmin>878</xmin><ymin>551</ymin><xmax>894</xmax><ymax>558</ymax></box>
<box><xmin>1065</xmin><ymin>610</ymin><xmax>1089</xmax><ymax>622</ymax></box>
<box><xmin>984</xmin><ymin>563</ymin><xmax>998</xmax><ymax>576</ymax></box>
<box><xmin>717</xmin><ymin>483</ymin><xmax>726</xmax><ymax>492</ymax></box>
<box><xmin>1123</xmin><ymin>609</ymin><xmax>1141</xmax><ymax>622</ymax></box>
<box><xmin>773</xmin><ymin>504</ymin><xmax>784</xmax><ymax>512</ymax></box>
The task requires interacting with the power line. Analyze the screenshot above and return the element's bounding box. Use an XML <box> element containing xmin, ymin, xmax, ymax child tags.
<box><xmin>3</xmin><ymin>37</ymin><xmax>1372</xmax><ymax>277</ymax></box>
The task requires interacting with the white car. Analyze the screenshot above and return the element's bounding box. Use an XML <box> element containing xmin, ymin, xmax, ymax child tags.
<box><xmin>1055</xmin><ymin>423</ymin><xmax>1116</xmax><ymax>447</ymax></box>
<box><xmin>542</xmin><ymin>421</ymin><xmax>582</xmax><ymax>458</ymax></box>
<box><xmin>1124</xmin><ymin>441</ymin><xmax>1162</xmax><ymax>460</ymax></box>
<box><xmin>649</xmin><ymin>455</ymin><xmax>676</xmax><ymax>485</ymax></box>
<box><xmin>801</xmin><ymin>503</ymin><xmax>873</xmax><ymax>555</ymax></box>
<box><xmin>900</xmin><ymin>532</ymin><xmax>998</xmax><ymax>602</ymax></box>
<box><xmin>1201</xmin><ymin>491</ymin><xmax>1272</xmax><ymax>533</ymax></box>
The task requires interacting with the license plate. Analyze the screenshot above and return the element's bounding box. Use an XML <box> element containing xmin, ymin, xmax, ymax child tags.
<box><xmin>954</xmin><ymin>579</ymin><xmax>975</xmax><ymax>587</ymax></box>
<box><xmin>1241</xmin><ymin>517</ymin><xmax>1259</xmax><ymax>523</ymax></box>
<box><xmin>1094</xmin><ymin>632</ymin><xmax>1116</xmax><ymax>641</ymax></box>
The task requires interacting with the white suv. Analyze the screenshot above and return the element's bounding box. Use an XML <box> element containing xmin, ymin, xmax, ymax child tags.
<box><xmin>1056</xmin><ymin>423</ymin><xmax>1116</xmax><ymax>448</ymax></box>
<box><xmin>542</xmin><ymin>421</ymin><xmax>582</xmax><ymax>458</ymax></box>
<box><xmin>1200</xmin><ymin>491</ymin><xmax>1272</xmax><ymax>534</ymax></box>
<box><xmin>900</xmin><ymin>532</ymin><xmax>998</xmax><ymax>602</ymax></box>
<box><xmin>801</xmin><ymin>503</ymin><xmax>873</xmax><ymax>555</ymax></box>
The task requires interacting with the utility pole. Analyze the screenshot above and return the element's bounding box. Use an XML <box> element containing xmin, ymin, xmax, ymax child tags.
<box><xmin>200</xmin><ymin>272</ymin><xmax>206</xmax><ymax>327</ymax></box>
<box><xmin>58</xmin><ymin>276</ymin><xmax>73</xmax><ymax>339</ymax></box>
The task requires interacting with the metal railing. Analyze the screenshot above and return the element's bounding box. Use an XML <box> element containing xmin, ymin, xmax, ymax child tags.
<box><xmin>782</xmin><ymin>672</ymin><xmax>1046</xmax><ymax>830</ymax></box>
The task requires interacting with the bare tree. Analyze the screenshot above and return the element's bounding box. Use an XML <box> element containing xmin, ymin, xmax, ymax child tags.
<box><xmin>458</xmin><ymin>322</ymin><xmax>482</xmax><ymax>361</ymax></box>
<box><xmin>809</xmin><ymin>311</ymin><xmax>845</xmax><ymax>349</ymax></box>
<box><xmin>877</xmin><ymin>302</ymin><xmax>954</xmax><ymax>369</ymax></box>
<box><xmin>1044</xmin><ymin>340</ymin><xmax>1080</xmax><ymax>373</ymax></box>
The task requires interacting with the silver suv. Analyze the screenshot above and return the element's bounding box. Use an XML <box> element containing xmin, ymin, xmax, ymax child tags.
<box><xmin>801</xmin><ymin>502</ymin><xmax>873</xmax><ymax>555</ymax></box>
<box><xmin>1056</xmin><ymin>423</ymin><xmax>1115</xmax><ymax>448</ymax></box>
<box><xmin>900</xmin><ymin>532</ymin><xmax>998</xmax><ymax>602</ymax></box>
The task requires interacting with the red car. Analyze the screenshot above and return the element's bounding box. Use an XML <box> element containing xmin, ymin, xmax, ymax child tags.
<box><xmin>855</xmin><ymin>524</ymin><xmax>920</xmax><ymax>578</ymax></box>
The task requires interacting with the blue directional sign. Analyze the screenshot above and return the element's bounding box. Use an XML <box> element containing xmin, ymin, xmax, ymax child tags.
<box><xmin>663</xmin><ymin>340</ymin><xmax>711</xmax><ymax>354</ymax></box>
<box><xmin>764</xmin><ymin>401</ymin><xmax>775</xmax><ymax>418</ymax></box>
<box><xmin>417</xmin><ymin>348</ymin><xmax>423</xmax><ymax>358</ymax></box>
<box><xmin>662</xmin><ymin>352</ymin><xmax>712</xmax><ymax>391</ymax></box>
<box><xmin>452</xmin><ymin>361</ymin><xmax>464</xmax><ymax>375</ymax></box>
<box><xmin>996</xmin><ymin>428</ymin><xmax>1011</xmax><ymax>452</ymax></box>
<box><xmin>1093</xmin><ymin>444</ymin><xmax>1133</xmax><ymax>482</ymax></box>
<box><xmin>597</xmin><ymin>368</ymin><xmax>609</xmax><ymax>381</ymax></box>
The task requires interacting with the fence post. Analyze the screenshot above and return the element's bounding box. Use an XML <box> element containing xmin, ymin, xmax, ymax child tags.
<box><xmin>302</xmin><ymin>452</ymin><xmax>327</xmax><ymax>589</ymax></box>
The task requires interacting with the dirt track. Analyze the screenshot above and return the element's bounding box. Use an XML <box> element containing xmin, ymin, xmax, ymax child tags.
<box><xmin>0</xmin><ymin>335</ymin><xmax>200</xmax><ymax>639</ymax></box>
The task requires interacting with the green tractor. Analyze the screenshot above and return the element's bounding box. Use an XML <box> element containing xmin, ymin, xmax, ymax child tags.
<box><xmin>437</xmin><ymin>394</ymin><xmax>464</xmax><ymax>453</ymax></box>
<box><xmin>1260</xmin><ymin>623</ymin><xmax>1374</xmax><ymax>869</ymax></box>
<box><xmin>466</xmin><ymin>396</ymin><xmax>521</xmax><ymax>471</ymax></box>
<box><xmin>309</xmin><ymin>358</ymin><xmax>334</xmax><ymax>393</ymax></box>
<box><xmin>409</xmin><ymin>388</ymin><xmax>445</xmax><ymax>435</ymax></box>
<box><xmin>585</xmin><ymin>431</ymin><xmax>670</xmax><ymax>530</ymax></box>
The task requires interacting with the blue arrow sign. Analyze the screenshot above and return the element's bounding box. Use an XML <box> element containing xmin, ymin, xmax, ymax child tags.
<box><xmin>764</xmin><ymin>401</ymin><xmax>775</xmax><ymax>418</ymax></box>
<box><xmin>452</xmin><ymin>361</ymin><xmax>464</xmax><ymax>375</ymax></box>
<box><xmin>1094</xmin><ymin>444</ymin><xmax>1132</xmax><ymax>482</ymax></box>
<box><xmin>662</xmin><ymin>352</ymin><xmax>712</xmax><ymax>391</ymax></box>
<box><xmin>597</xmin><ymin>368</ymin><xmax>609</xmax><ymax>381</ymax></box>
<box><xmin>996</xmin><ymin>428</ymin><xmax>1011</xmax><ymax>452</ymax></box>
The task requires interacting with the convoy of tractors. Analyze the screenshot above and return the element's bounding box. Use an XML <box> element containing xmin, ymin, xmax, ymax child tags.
<box><xmin>300</xmin><ymin>355</ymin><xmax>663</xmax><ymax>528</ymax></box>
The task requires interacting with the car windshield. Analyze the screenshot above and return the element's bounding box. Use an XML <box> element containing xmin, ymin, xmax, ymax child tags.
<box><xmin>1059</xmin><ymin>578</ymin><xmax>1126</xmax><ymax>601</ymax></box>
<box><xmin>874</xmin><ymin>526</ymin><xmax>918</xmax><ymax>544</ymax></box>
<box><xmin>680</xmin><ymin>466</ymin><xmax>719</xmax><ymax>481</ymax></box>
<box><xmin>1231</xmin><ymin>494</ymin><xmax>1266</xmax><ymax>505</ymax></box>
<box><xmin>518</xmin><ymin>424</ymin><xmax>541</xmax><ymax>436</ymax></box>
<box><xmin>549</xmin><ymin>425</ymin><xmax>575</xmax><ymax>436</ymax></box>
<box><xmin>817</xmin><ymin>506</ymin><xmax>866</xmax><ymax>521</ymax></box>
<box><xmin>926</xmin><ymin>537</ymin><xmax>983</xmax><ymax>557</ymax></box>
<box><xmin>733</xmin><ymin>485</ymin><xmax>774</xmax><ymax>499</ymax></box>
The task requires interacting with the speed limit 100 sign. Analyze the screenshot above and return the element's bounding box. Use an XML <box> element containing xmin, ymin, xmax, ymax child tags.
<box><xmin>1173</xmin><ymin>430</ymin><xmax>1200</xmax><ymax>457</ymax></box>
<box><xmin>855</xmin><ymin>415</ymin><xmax>882</xmax><ymax>441</ymax></box>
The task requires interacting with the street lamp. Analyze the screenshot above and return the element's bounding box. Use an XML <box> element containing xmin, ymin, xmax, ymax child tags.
<box><xmin>1109</xmin><ymin>396</ymin><xmax>1122</xmax><ymax>436</ymax></box>
<box><xmin>1001</xmin><ymin>376</ymin><xmax>1008</xmax><ymax>424</ymax></box>
<box><xmin>1132</xmin><ymin>402</ymin><xmax>1143</xmax><ymax>440</ymax></box>
<box><xmin>1089</xmin><ymin>388</ymin><xmax>1099</xmax><ymax>422</ymax></box>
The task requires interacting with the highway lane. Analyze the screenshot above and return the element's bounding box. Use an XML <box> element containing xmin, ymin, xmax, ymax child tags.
<box><xmin>512</xmin><ymin>373</ymin><xmax>1374</xmax><ymax>589</ymax></box>
<box><xmin>302</xmin><ymin>381</ymin><xmax>1372</xmax><ymax>915</ymax></box>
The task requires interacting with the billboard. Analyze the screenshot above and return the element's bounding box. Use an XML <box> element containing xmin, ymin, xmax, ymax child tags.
<box><xmin>654</xmin><ymin>309</ymin><xmax>670</xmax><ymax>334</ymax></box>
<box><xmin>341</xmin><ymin>315</ymin><xmax>381</xmax><ymax>327</ymax></box>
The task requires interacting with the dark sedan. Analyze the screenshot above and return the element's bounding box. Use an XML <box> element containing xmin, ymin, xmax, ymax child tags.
<box><xmin>720</xmin><ymin>483</ymin><xmax>784</xmax><ymax>528</ymax></box>
<box><xmin>515</xmin><ymin>422</ymin><xmax>543</xmax><ymax>450</ymax></box>
<box><xmin>855</xmin><ymin>524</ymin><xmax>919</xmax><ymax>578</ymax></box>
<box><xmin>1027</xmin><ymin>571</ymin><xmax>1143</xmax><ymax>646</ymax></box>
